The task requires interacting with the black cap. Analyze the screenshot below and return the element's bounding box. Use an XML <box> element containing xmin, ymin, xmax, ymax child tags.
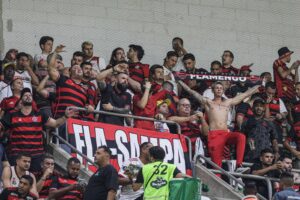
<box><xmin>253</xmin><ymin>98</ymin><xmax>265</xmax><ymax>106</ymax></box>
<box><xmin>278</xmin><ymin>47</ymin><xmax>293</xmax><ymax>58</ymax></box>
<box><xmin>20</xmin><ymin>88</ymin><xmax>31</xmax><ymax>99</ymax></box>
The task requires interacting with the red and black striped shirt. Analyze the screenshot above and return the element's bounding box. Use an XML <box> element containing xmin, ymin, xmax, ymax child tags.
<box><xmin>273</xmin><ymin>59</ymin><xmax>295</xmax><ymax>100</ymax></box>
<box><xmin>37</xmin><ymin>173</ymin><xmax>58</xmax><ymax>199</ymax></box>
<box><xmin>50</xmin><ymin>175</ymin><xmax>83</xmax><ymax>200</ymax></box>
<box><xmin>81</xmin><ymin>80</ymin><xmax>97</xmax><ymax>121</ymax></box>
<box><xmin>221</xmin><ymin>65</ymin><xmax>239</xmax><ymax>75</ymax></box>
<box><xmin>0</xmin><ymin>110</ymin><xmax>50</xmax><ymax>157</ymax></box>
<box><xmin>180</xmin><ymin>121</ymin><xmax>202</xmax><ymax>153</ymax></box>
<box><xmin>0</xmin><ymin>187</ymin><xmax>37</xmax><ymax>200</ymax></box>
<box><xmin>268</xmin><ymin>98</ymin><xmax>280</xmax><ymax>117</ymax></box>
<box><xmin>128</xmin><ymin>62</ymin><xmax>150</xmax><ymax>83</ymax></box>
<box><xmin>53</xmin><ymin>75</ymin><xmax>88</xmax><ymax>119</ymax></box>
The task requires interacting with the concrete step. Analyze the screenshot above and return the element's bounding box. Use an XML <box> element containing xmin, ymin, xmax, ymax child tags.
<box><xmin>194</xmin><ymin>163</ymin><xmax>243</xmax><ymax>200</ymax></box>
<box><xmin>48</xmin><ymin>142</ymin><xmax>93</xmax><ymax>181</ymax></box>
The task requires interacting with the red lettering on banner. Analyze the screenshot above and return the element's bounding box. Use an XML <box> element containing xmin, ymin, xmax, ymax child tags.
<box><xmin>66</xmin><ymin>119</ymin><xmax>192</xmax><ymax>175</ymax></box>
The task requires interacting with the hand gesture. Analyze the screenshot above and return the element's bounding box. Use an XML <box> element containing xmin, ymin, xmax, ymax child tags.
<box><xmin>23</xmin><ymin>58</ymin><xmax>31</xmax><ymax>70</ymax></box>
<box><xmin>91</xmin><ymin>70</ymin><xmax>98</xmax><ymax>80</ymax></box>
<box><xmin>155</xmin><ymin>113</ymin><xmax>165</xmax><ymax>120</ymax></box>
<box><xmin>113</xmin><ymin>63</ymin><xmax>128</xmax><ymax>73</ymax></box>
<box><xmin>189</xmin><ymin>114</ymin><xmax>199</xmax><ymax>122</ymax></box>
<box><xmin>102</xmin><ymin>103</ymin><xmax>114</xmax><ymax>111</ymax></box>
<box><xmin>294</xmin><ymin>151</ymin><xmax>300</xmax><ymax>160</ymax></box>
<box><xmin>65</xmin><ymin>107</ymin><xmax>79</xmax><ymax>118</ymax></box>
<box><xmin>292</xmin><ymin>60</ymin><xmax>300</xmax><ymax>68</ymax></box>
<box><xmin>54</xmin><ymin>44</ymin><xmax>66</xmax><ymax>53</ymax></box>
<box><xmin>43</xmin><ymin>167</ymin><xmax>54</xmax><ymax>179</ymax></box>
<box><xmin>272</xmin><ymin>161</ymin><xmax>283</xmax><ymax>170</ymax></box>
<box><xmin>266</xmin><ymin>94</ymin><xmax>273</xmax><ymax>104</ymax></box>
<box><xmin>144</xmin><ymin>81</ymin><xmax>152</xmax><ymax>90</ymax></box>
<box><xmin>195</xmin><ymin>111</ymin><xmax>204</xmax><ymax>119</ymax></box>
<box><xmin>85</xmin><ymin>105</ymin><xmax>94</xmax><ymax>113</ymax></box>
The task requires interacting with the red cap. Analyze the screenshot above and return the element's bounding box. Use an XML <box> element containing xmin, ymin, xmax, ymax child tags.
<box><xmin>240</xmin><ymin>63</ymin><xmax>253</xmax><ymax>72</ymax></box>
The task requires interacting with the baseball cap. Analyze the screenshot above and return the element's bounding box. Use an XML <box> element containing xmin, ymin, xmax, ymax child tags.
<box><xmin>2</xmin><ymin>62</ymin><xmax>16</xmax><ymax>71</ymax></box>
<box><xmin>156</xmin><ymin>99</ymin><xmax>171</xmax><ymax>107</ymax></box>
<box><xmin>240</xmin><ymin>65</ymin><xmax>252</xmax><ymax>72</ymax></box>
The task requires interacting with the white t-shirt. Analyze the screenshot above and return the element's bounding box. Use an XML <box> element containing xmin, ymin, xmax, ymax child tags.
<box><xmin>14</xmin><ymin>70</ymin><xmax>32</xmax><ymax>91</ymax></box>
<box><xmin>10</xmin><ymin>166</ymin><xmax>30</xmax><ymax>187</ymax></box>
<box><xmin>34</xmin><ymin>53</ymin><xmax>48</xmax><ymax>67</ymax></box>
<box><xmin>0</xmin><ymin>82</ymin><xmax>12</xmax><ymax>103</ymax></box>
<box><xmin>119</xmin><ymin>157</ymin><xmax>144</xmax><ymax>200</ymax></box>
<box><xmin>163</xmin><ymin>65</ymin><xmax>178</xmax><ymax>95</ymax></box>
<box><xmin>279</xmin><ymin>98</ymin><xmax>287</xmax><ymax>113</ymax></box>
<box><xmin>173</xmin><ymin>56</ymin><xmax>184</xmax><ymax>72</ymax></box>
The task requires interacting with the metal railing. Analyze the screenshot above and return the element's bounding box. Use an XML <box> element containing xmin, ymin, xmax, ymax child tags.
<box><xmin>49</xmin><ymin>131</ymin><xmax>98</xmax><ymax>170</ymax></box>
<box><xmin>69</xmin><ymin>106</ymin><xmax>182</xmax><ymax>134</ymax></box>
<box><xmin>209</xmin><ymin>169</ymin><xmax>277</xmax><ymax>200</ymax></box>
<box><xmin>195</xmin><ymin>154</ymin><xmax>268</xmax><ymax>200</ymax></box>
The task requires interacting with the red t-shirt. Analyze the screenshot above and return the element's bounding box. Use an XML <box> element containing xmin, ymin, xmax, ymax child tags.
<box><xmin>133</xmin><ymin>90</ymin><xmax>169</xmax><ymax>130</ymax></box>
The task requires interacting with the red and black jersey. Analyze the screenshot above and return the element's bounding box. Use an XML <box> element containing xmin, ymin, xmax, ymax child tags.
<box><xmin>260</xmin><ymin>93</ymin><xmax>281</xmax><ymax>117</ymax></box>
<box><xmin>0</xmin><ymin>96</ymin><xmax>38</xmax><ymax>114</ymax></box>
<box><xmin>36</xmin><ymin>173</ymin><xmax>58</xmax><ymax>199</ymax></box>
<box><xmin>53</xmin><ymin>75</ymin><xmax>88</xmax><ymax>119</ymax></box>
<box><xmin>128</xmin><ymin>62</ymin><xmax>149</xmax><ymax>83</ymax></box>
<box><xmin>81</xmin><ymin>80</ymin><xmax>98</xmax><ymax>121</ymax></box>
<box><xmin>180</xmin><ymin>121</ymin><xmax>202</xmax><ymax>153</ymax></box>
<box><xmin>221</xmin><ymin>65</ymin><xmax>239</xmax><ymax>75</ymax></box>
<box><xmin>0</xmin><ymin>187</ymin><xmax>37</xmax><ymax>200</ymax></box>
<box><xmin>50</xmin><ymin>175</ymin><xmax>83</xmax><ymax>200</ymax></box>
<box><xmin>273</xmin><ymin>59</ymin><xmax>295</xmax><ymax>100</ymax></box>
<box><xmin>291</xmin><ymin>97</ymin><xmax>300</xmax><ymax>123</ymax></box>
<box><xmin>0</xmin><ymin>110</ymin><xmax>50</xmax><ymax>157</ymax></box>
<box><xmin>268</xmin><ymin>98</ymin><xmax>280</xmax><ymax>117</ymax></box>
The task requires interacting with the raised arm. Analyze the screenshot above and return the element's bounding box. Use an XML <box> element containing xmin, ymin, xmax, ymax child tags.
<box><xmin>24</xmin><ymin>60</ymin><xmax>39</xmax><ymax>86</ymax></box>
<box><xmin>95</xmin><ymin>63</ymin><xmax>128</xmax><ymax>82</ymax></box>
<box><xmin>277</xmin><ymin>60</ymin><xmax>300</xmax><ymax>79</ymax></box>
<box><xmin>36</xmin><ymin>75</ymin><xmax>50</xmax><ymax>99</ymax></box>
<box><xmin>46</xmin><ymin>45</ymin><xmax>67</xmax><ymax>82</ymax></box>
<box><xmin>178</xmin><ymin>80</ymin><xmax>207</xmax><ymax>104</ymax></box>
<box><xmin>136</xmin><ymin>82</ymin><xmax>151</xmax><ymax>109</ymax></box>
<box><xmin>47</xmin><ymin>53</ymin><xmax>60</xmax><ymax>82</ymax></box>
<box><xmin>229</xmin><ymin>85</ymin><xmax>260</xmax><ymax>106</ymax></box>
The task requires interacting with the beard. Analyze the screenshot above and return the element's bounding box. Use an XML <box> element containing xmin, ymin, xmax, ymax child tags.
<box><xmin>23</xmin><ymin>101</ymin><xmax>32</xmax><ymax>106</ymax></box>
<box><xmin>117</xmin><ymin>83</ymin><xmax>128</xmax><ymax>92</ymax></box>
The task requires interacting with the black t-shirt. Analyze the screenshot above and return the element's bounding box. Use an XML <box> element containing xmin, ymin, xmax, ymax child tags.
<box><xmin>250</xmin><ymin>162</ymin><xmax>281</xmax><ymax>198</ymax></box>
<box><xmin>135</xmin><ymin>166</ymin><xmax>181</xmax><ymax>184</ymax></box>
<box><xmin>100</xmin><ymin>84</ymin><xmax>131</xmax><ymax>126</ymax></box>
<box><xmin>83</xmin><ymin>164</ymin><xmax>118</xmax><ymax>200</ymax></box>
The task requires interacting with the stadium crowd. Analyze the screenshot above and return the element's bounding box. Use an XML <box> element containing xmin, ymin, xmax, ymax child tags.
<box><xmin>0</xmin><ymin>35</ymin><xmax>300</xmax><ymax>199</ymax></box>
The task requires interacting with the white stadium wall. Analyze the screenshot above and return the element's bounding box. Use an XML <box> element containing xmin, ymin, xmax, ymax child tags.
<box><xmin>1</xmin><ymin>0</ymin><xmax>300</xmax><ymax>75</ymax></box>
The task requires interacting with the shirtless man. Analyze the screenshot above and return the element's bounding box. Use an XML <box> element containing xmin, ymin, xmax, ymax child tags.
<box><xmin>179</xmin><ymin>80</ymin><xmax>259</xmax><ymax>169</ymax></box>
